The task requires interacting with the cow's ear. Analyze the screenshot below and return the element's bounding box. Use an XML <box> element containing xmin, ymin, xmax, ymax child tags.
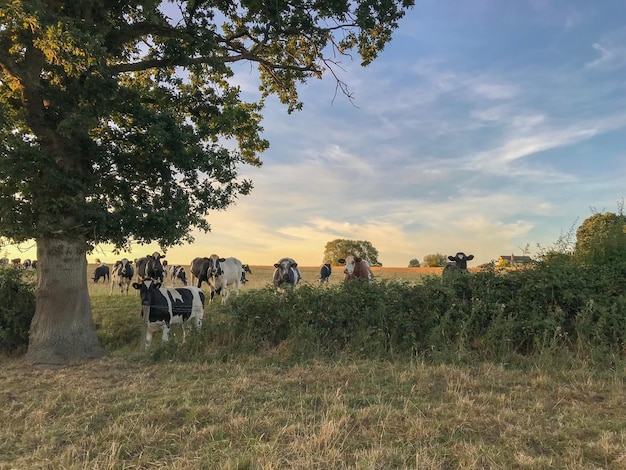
<box><xmin>292</xmin><ymin>262</ymin><xmax>298</xmax><ymax>267</ymax></box>
<box><xmin>132</xmin><ymin>283</ymin><xmax>140</xmax><ymax>289</ymax></box>
<box><xmin>219</xmin><ymin>258</ymin><xmax>226</xmax><ymax>262</ymax></box>
<box><xmin>448</xmin><ymin>256</ymin><xmax>455</xmax><ymax>261</ymax></box>
<box><xmin>338</xmin><ymin>259</ymin><xmax>345</xmax><ymax>264</ymax></box>
<box><xmin>467</xmin><ymin>255</ymin><xmax>475</xmax><ymax>260</ymax></box>
<box><xmin>274</xmin><ymin>263</ymin><xmax>280</xmax><ymax>268</ymax></box>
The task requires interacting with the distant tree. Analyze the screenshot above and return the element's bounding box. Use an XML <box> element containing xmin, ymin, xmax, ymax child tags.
<box><xmin>323</xmin><ymin>239</ymin><xmax>381</xmax><ymax>266</ymax></box>
<box><xmin>408</xmin><ymin>258</ymin><xmax>420</xmax><ymax>267</ymax></box>
<box><xmin>423</xmin><ymin>253</ymin><xmax>447</xmax><ymax>267</ymax></box>
<box><xmin>574</xmin><ymin>210</ymin><xmax>626</xmax><ymax>265</ymax></box>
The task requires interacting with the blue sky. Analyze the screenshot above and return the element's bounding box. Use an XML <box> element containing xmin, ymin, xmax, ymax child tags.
<box><xmin>5</xmin><ymin>1</ymin><xmax>626</xmax><ymax>267</ymax></box>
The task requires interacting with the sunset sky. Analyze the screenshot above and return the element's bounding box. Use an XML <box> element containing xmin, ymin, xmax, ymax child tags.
<box><xmin>4</xmin><ymin>1</ymin><xmax>625</xmax><ymax>268</ymax></box>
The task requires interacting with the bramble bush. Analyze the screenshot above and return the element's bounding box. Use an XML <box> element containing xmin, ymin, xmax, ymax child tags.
<box><xmin>0</xmin><ymin>266</ymin><xmax>35</xmax><ymax>354</ymax></box>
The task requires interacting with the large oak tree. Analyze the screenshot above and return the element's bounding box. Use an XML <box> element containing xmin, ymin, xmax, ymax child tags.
<box><xmin>0</xmin><ymin>0</ymin><xmax>413</xmax><ymax>365</ymax></box>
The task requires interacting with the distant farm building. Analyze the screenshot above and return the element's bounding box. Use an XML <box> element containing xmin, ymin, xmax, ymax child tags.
<box><xmin>497</xmin><ymin>254</ymin><xmax>532</xmax><ymax>267</ymax></box>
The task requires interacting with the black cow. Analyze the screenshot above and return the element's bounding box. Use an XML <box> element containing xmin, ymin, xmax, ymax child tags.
<box><xmin>110</xmin><ymin>258</ymin><xmax>134</xmax><ymax>295</ymax></box>
<box><xmin>443</xmin><ymin>252</ymin><xmax>475</xmax><ymax>278</ymax></box>
<box><xmin>135</xmin><ymin>252</ymin><xmax>166</xmax><ymax>283</ymax></box>
<box><xmin>93</xmin><ymin>263</ymin><xmax>110</xmax><ymax>283</ymax></box>
<box><xmin>319</xmin><ymin>263</ymin><xmax>332</xmax><ymax>283</ymax></box>
<box><xmin>169</xmin><ymin>265</ymin><xmax>188</xmax><ymax>286</ymax></box>
<box><xmin>133</xmin><ymin>279</ymin><xmax>205</xmax><ymax>348</ymax></box>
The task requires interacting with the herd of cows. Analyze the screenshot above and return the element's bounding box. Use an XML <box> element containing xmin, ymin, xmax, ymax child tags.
<box><xmin>2</xmin><ymin>251</ymin><xmax>474</xmax><ymax>347</ymax></box>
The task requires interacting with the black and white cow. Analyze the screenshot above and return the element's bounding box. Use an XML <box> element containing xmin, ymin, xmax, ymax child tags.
<box><xmin>241</xmin><ymin>264</ymin><xmax>252</xmax><ymax>284</ymax></box>
<box><xmin>273</xmin><ymin>257</ymin><xmax>301</xmax><ymax>289</ymax></box>
<box><xmin>135</xmin><ymin>252</ymin><xmax>166</xmax><ymax>283</ymax></box>
<box><xmin>209</xmin><ymin>257</ymin><xmax>244</xmax><ymax>304</ymax></box>
<box><xmin>110</xmin><ymin>258</ymin><xmax>134</xmax><ymax>295</ymax></box>
<box><xmin>93</xmin><ymin>263</ymin><xmax>110</xmax><ymax>283</ymax></box>
<box><xmin>133</xmin><ymin>279</ymin><xmax>205</xmax><ymax>348</ymax></box>
<box><xmin>169</xmin><ymin>265</ymin><xmax>188</xmax><ymax>286</ymax></box>
<box><xmin>443</xmin><ymin>252</ymin><xmax>475</xmax><ymax>278</ymax></box>
<box><xmin>319</xmin><ymin>263</ymin><xmax>332</xmax><ymax>283</ymax></box>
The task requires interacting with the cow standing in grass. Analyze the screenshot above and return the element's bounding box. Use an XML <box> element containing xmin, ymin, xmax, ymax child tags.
<box><xmin>93</xmin><ymin>263</ymin><xmax>110</xmax><ymax>283</ymax></box>
<box><xmin>210</xmin><ymin>257</ymin><xmax>245</xmax><ymax>304</ymax></box>
<box><xmin>319</xmin><ymin>263</ymin><xmax>332</xmax><ymax>283</ymax></box>
<box><xmin>135</xmin><ymin>252</ymin><xmax>166</xmax><ymax>283</ymax></box>
<box><xmin>110</xmin><ymin>258</ymin><xmax>134</xmax><ymax>295</ymax></box>
<box><xmin>133</xmin><ymin>279</ymin><xmax>205</xmax><ymax>349</ymax></box>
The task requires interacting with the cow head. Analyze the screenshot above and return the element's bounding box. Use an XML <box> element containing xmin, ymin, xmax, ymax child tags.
<box><xmin>447</xmin><ymin>252</ymin><xmax>474</xmax><ymax>271</ymax></box>
<box><xmin>205</xmin><ymin>254</ymin><xmax>224</xmax><ymax>277</ymax></box>
<box><xmin>338</xmin><ymin>255</ymin><xmax>360</xmax><ymax>278</ymax></box>
<box><xmin>273</xmin><ymin>258</ymin><xmax>299</xmax><ymax>286</ymax></box>
<box><xmin>114</xmin><ymin>258</ymin><xmax>133</xmax><ymax>277</ymax></box>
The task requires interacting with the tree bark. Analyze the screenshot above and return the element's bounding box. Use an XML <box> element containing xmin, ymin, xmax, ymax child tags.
<box><xmin>25</xmin><ymin>237</ymin><xmax>107</xmax><ymax>366</ymax></box>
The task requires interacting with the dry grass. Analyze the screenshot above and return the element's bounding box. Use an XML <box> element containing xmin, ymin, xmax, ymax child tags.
<box><xmin>1</xmin><ymin>356</ymin><xmax>625</xmax><ymax>469</ymax></box>
<box><xmin>3</xmin><ymin>265</ymin><xmax>625</xmax><ymax>468</ymax></box>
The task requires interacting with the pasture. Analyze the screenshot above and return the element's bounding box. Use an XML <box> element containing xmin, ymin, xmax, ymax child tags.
<box><xmin>1</xmin><ymin>264</ymin><xmax>625</xmax><ymax>469</ymax></box>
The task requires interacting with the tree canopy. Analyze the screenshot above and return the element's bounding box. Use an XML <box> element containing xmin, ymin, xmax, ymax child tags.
<box><xmin>323</xmin><ymin>239</ymin><xmax>381</xmax><ymax>266</ymax></box>
<box><xmin>0</xmin><ymin>0</ymin><xmax>413</xmax><ymax>364</ymax></box>
<box><xmin>422</xmin><ymin>253</ymin><xmax>447</xmax><ymax>267</ymax></box>
<box><xmin>0</xmin><ymin>0</ymin><xmax>414</xmax><ymax>250</ymax></box>
<box><xmin>574</xmin><ymin>211</ymin><xmax>626</xmax><ymax>266</ymax></box>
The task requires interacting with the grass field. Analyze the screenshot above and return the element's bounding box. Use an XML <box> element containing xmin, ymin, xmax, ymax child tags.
<box><xmin>1</xmin><ymin>265</ymin><xmax>625</xmax><ymax>469</ymax></box>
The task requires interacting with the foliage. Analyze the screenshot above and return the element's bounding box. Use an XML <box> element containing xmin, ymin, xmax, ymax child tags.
<box><xmin>0</xmin><ymin>0</ymin><xmax>414</xmax><ymax>251</ymax></box>
<box><xmin>423</xmin><ymin>253</ymin><xmax>447</xmax><ymax>267</ymax></box>
<box><xmin>408</xmin><ymin>258</ymin><xmax>420</xmax><ymax>267</ymax></box>
<box><xmin>0</xmin><ymin>266</ymin><xmax>35</xmax><ymax>354</ymax></box>
<box><xmin>574</xmin><ymin>210</ymin><xmax>626</xmax><ymax>266</ymax></box>
<box><xmin>323</xmin><ymin>239</ymin><xmax>381</xmax><ymax>266</ymax></box>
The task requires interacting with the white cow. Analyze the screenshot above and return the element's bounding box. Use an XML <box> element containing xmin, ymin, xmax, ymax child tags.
<box><xmin>209</xmin><ymin>257</ymin><xmax>243</xmax><ymax>304</ymax></box>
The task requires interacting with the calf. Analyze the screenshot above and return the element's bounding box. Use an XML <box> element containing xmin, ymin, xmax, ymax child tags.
<box><xmin>319</xmin><ymin>263</ymin><xmax>332</xmax><ymax>283</ymax></box>
<box><xmin>169</xmin><ymin>265</ymin><xmax>188</xmax><ymax>286</ymax></box>
<box><xmin>210</xmin><ymin>257</ymin><xmax>244</xmax><ymax>304</ymax></box>
<box><xmin>133</xmin><ymin>279</ymin><xmax>205</xmax><ymax>349</ymax></box>
<box><xmin>135</xmin><ymin>252</ymin><xmax>166</xmax><ymax>283</ymax></box>
<box><xmin>443</xmin><ymin>252</ymin><xmax>474</xmax><ymax>278</ymax></box>
<box><xmin>338</xmin><ymin>255</ymin><xmax>373</xmax><ymax>281</ymax></box>
<box><xmin>110</xmin><ymin>258</ymin><xmax>134</xmax><ymax>295</ymax></box>
<box><xmin>93</xmin><ymin>263</ymin><xmax>110</xmax><ymax>283</ymax></box>
<box><xmin>273</xmin><ymin>257</ymin><xmax>301</xmax><ymax>289</ymax></box>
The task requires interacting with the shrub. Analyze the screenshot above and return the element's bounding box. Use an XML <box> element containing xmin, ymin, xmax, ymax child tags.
<box><xmin>0</xmin><ymin>266</ymin><xmax>35</xmax><ymax>354</ymax></box>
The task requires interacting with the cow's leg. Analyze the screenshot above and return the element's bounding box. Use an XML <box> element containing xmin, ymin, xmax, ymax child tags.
<box><xmin>161</xmin><ymin>324</ymin><xmax>170</xmax><ymax>342</ymax></box>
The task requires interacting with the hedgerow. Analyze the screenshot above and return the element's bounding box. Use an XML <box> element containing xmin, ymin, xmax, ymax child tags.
<box><xmin>173</xmin><ymin>259</ymin><xmax>626</xmax><ymax>364</ymax></box>
<box><xmin>0</xmin><ymin>266</ymin><xmax>36</xmax><ymax>354</ymax></box>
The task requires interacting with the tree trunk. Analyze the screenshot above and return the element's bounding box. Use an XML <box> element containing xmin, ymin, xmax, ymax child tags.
<box><xmin>25</xmin><ymin>237</ymin><xmax>107</xmax><ymax>366</ymax></box>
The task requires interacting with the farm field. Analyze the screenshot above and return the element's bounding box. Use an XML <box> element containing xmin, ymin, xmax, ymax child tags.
<box><xmin>2</xmin><ymin>264</ymin><xmax>625</xmax><ymax>469</ymax></box>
